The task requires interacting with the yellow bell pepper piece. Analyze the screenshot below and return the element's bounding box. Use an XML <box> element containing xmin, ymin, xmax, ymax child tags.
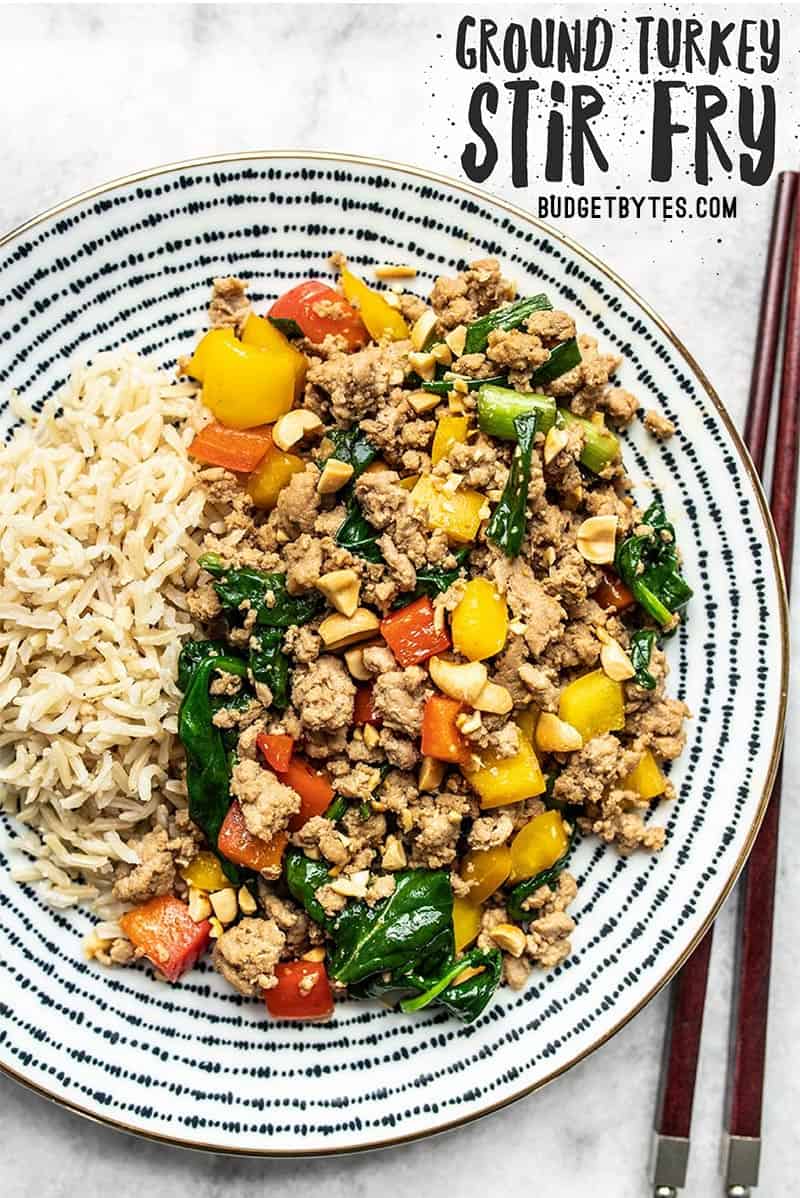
<box><xmin>431</xmin><ymin>414</ymin><xmax>470</xmax><ymax>466</ymax></box>
<box><xmin>411</xmin><ymin>474</ymin><xmax>486</xmax><ymax>544</ymax></box>
<box><xmin>451</xmin><ymin>577</ymin><xmax>509</xmax><ymax>661</ymax></box>
<box><xmin>465</xmin><ymin>730</ymin><xmax>546</xmax><ymax>808</ymax></box>
<box><xmin>338</xmin><ymin>265</ymin><xmax>409</xmax><ymax>342</ymax></box>
<box><xmin>453</xmin><ymin>895</ymin><xmax>483</xmax><ymax>952</ymax></box>
<box><xmin>183</xmin><ymin>328</ymin><xmax>236</xmax><ymax>382</ymax></box>
<box><xmin>201</xmin><ymin>336</ymin><xmax>297</xmax><ymax>430</ymax></box>
<box><xmin>247</xmin><ymin>444</ymin><xmax>305</xmax><ymax>510</ymax></box>
<box><xmin>509</xmin><ymin>811</ymin><xmax>570</xmax><ymax>883</ymax></box>
<box><xmin>460</xmin><ymin>846</ymin><xmax>512</xmax><ymax>904</ymax></box>
<box><xmin>558</xmin><ymin>669</ymin><xmax>625</xmax><ymax>741</ymax></box>
<box><xmin>622</xmin><ymin>749</ymin><xmax>666</xmax><ymax>800</ymax></box>
<box><xmin>516</xmin><ymin>707</ymin><xmax>538</xmax><ymax>743</ymax></box>
<box><xmin>240</xmin><ymin>313</ymin><xmax>307</xmax><ymax>400</ymax></box>
<box><xmin>395</xmin><ymin>474</ymin><xmax>419</xmax><ymax>491</ymax></box>
<box><xmin>181</xmin><ymin>851</ymin><xmax>229</xmax><ymax>892</ymax></box>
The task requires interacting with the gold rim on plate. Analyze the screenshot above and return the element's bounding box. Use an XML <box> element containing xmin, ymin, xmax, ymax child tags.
<box><xmin>0</xmin><ymin>150</ymin><xmax>790</xmax><ymax>1157</ymax></box>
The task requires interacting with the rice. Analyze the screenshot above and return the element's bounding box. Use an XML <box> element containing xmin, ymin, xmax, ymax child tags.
<box><xmin>0</xmin><ymin>350</ymin><xmax>211</xmax><ymax>916</ymax></box>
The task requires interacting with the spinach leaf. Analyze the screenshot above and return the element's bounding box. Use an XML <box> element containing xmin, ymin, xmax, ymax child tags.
<box><xmin>201</xmin><ymin>561</ymin><xmax>324</xmax><ymax>629</ymax></box>
<box><xmin>329</xmin><ymin>869</ymin><xmax>454</xmax><ymax>985</ymax></box>
<box><xmin>248</xmin><ymin>628</ymin><xmax>290</xmax><ymax>710</ymax></box>
<box><xmin>399</xmin><ymin>947</ymin><xmax>502</xmax><ymax>1023</ymax></box>
<box><xmin>486</xmin><ymin>410</ymin><xmax>538</xmax><ymax>558</ymax></box>
<box><xmin>400</xmin><ymin>947</ymin><xmax>501</xmax><ymax>1015</ymax></box>
<box><xmin>336</xmin><ymin>493</ymin><xmax>383</xmax><ymax>563</ymax></box>
<box><xmin>268</xmin><ymin>316</ymin><xmax>304</xmax><ymax>339</ymax></box>
<box><xmin>177</xmin><ymin>639</ymin><xmax>227</xmax><ymax>692</ymax></box>
<box><xmin>629</xmin><ymin>629</ymin><xmax>658</xmax><ymax>690</ymax></box>
<box><xmin>506</xmin><ymin>823</ymin><xmax>576</xmax><ymax>922</ymax></box>
<box><xmin>322</xmin><ymin>427</ymin><xmax>379</xmax><ymax>478</ymax></box>
<box><xmin>178</xmin><ymin>653</ymin><xmax>248</xmax><ymax>883</ymax></box>
<box><xmin>615</xmin><ymin>502</ymin><xmax>693</xmax><ymax>629</ymax></box>
<box><xmin>284</xmin><ymin>849</ymin><xmax>336</xmax><ymax>931</ymax></box>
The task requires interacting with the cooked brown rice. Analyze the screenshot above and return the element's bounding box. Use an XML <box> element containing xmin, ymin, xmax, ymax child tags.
<box><xmin>0</xmin><ymin>351</ymin><xmax>210</xmax><ymax>916</ymax></box>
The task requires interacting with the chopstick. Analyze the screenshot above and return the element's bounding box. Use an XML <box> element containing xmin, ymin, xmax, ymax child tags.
<box><xmin>723</xmin><ymin>173</ymin><xmax>800</xmax><ymax>1196</ymax></box>
<box><xmin>650</xmin><ymin>170</ymin><xmax>799</xmax><ymax>1198</ymax></box>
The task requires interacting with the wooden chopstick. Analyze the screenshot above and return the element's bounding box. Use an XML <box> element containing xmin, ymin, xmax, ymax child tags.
<box><xmin>723</xmin><ymin>171</ymin><xmax>800</xmax><ymax>1197</ymax></box>
<box><xmin>650</xmin><ymin>170</ymin><xmax>799</xmax><ymax>1198</ymax></box>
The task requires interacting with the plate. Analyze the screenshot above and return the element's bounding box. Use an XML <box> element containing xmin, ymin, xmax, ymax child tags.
<box><xmin>0</xmin><ymin>152</ymin><xmax>787</xmax><ymax>1154</ymax></box>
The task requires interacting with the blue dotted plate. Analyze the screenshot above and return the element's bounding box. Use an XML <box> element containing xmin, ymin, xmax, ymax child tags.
<box><xmin>0</xmin><ymin>154</ymin><xmax>788</xmax><ymax>1155</ymax></box>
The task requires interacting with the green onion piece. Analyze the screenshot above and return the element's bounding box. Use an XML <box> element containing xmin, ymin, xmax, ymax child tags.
<box><xmin>477</xmin><ymin>385</ymin><xmax>557</xmax><ymax>440</ymax></box>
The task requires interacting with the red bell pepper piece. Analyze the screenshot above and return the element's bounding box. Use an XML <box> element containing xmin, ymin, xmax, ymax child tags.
<box><xmin>380</xmin><ymin>596</ymin><xmax>451</xmax><ymax>668</ymax></box>
<box><xmin>256</xmin><ymin>732</ymin><xmax>294</xmax><ymax>773</ymax></box>
<box><xmin>119</xmin><ymin>895</ymin><xmax>210</xmax><ymax>983</ymax></box>
<box><xmin>353</xmin><ymin>683</ymin><xmax>380</xmax><ymax>726</ymax></box>
<box><xmin>264</xmin><ymin>960</ymin><xmax>335</xmax><ymax>1021</ymax></box>
<box><xmin>421</xmin><ymin>694</ymin><xmax>469</xmax><ymax>764</ymax></box>
<box><xmin>269</xmin><ymin>281</ymin><xmax>368</xmax><ymax>351</ymax></box>
<box><xmin>594</xmin><ymin>567</ymin><xmax>636</xmax><ymax>612</ymax></box>
<box><xmin>284</xmin><ymin>756</ymin><xmax>335</xmax><ymax>831</ymax></box>
<box><xmin>218</xmin><ymin>800</ymin><xmax>288</xmax><ymax>873</ymax></box>
<box><xmin>187</xmin><ymin>422</ymin><xmax>274</xmax><ymax>473</ymax></box>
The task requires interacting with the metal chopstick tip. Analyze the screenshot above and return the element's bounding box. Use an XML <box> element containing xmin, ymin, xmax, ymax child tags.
<box><xmin>654</xmin><ymin>1188</ymin><xmax>678</xmax><ymax>1198</ymax></box>
<box><xmin>727</xmin><ymin>1188</ymin><xmax>751</xmax><ymax>1198</ymax></box>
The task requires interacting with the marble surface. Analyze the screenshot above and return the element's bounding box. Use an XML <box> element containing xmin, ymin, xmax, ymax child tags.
<box><xmin>1</xmin><ymin>4</ymin><xmax>798</xmax><ymax>1195</ymax></box>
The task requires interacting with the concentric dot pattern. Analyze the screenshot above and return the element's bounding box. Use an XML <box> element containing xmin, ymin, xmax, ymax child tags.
<box><xmin>0</xmin><ymin>158</ymin><xmax>785</xmax><ymax>1154</ymax></box>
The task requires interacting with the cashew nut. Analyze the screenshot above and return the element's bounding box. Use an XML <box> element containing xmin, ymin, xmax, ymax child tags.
<box><xmin>344</xmin><ymin>646</ymin><xmax>372</xmax><ymax>681</ymax></box>
<box><xmin>536</xmin><ymin>711</ymin><xmax>584</xmax><ymax>753</ymax></box>
<box><xmin>407</xmin><ymin>389</ymin><xmax>442</xmax><ymax>415</ymax></box>
<box><xmin>407</xmin><ymin>350</ymin><xmax>437</xmax><ymax>382</ymax></box>
<box><xmin>444</xmin><ymin>325</ymin><xmax>467</xmax><ymax>357</ymax></box>
<box><xmin>317</xmin><ymin>458</ymin><xmax>355</xmax><ymax>494</ymax></box>
<box><xmin>410</xmin><ymin>308</ymin><xmax>438</xmax><ymax>352</ymax></box>
<box><xmin>489</xmin><ymin>923</ymin><xmax>527</xmax><ymax>957</ymax></box>
<box><xmin>576</xmin><ymin>514</ymin><xmax>619</xmax><ymax>565</ymax></box>
<box><xmin>472</xmin><ymin>680</ymin><xmax>514</xmax><ymax>715</ymax></box>
<box><xmin>319</xmin><ymin>607</ymin><xmax>381</xmax><ymax>651</ymax></box>
<box><xmin>418</xmin><ymin>755</ymin><xmax>446</xmax><ymax>792</ymax></box>
<box><xmin>543</xmin><ymin>425</ymin><xmax>569</xmax><ymax>465</ymax></box>
<box><xmin>271</xmin><ymin>408</ymin><xmax>324</xmax><ymax>452</ymax></box>
<box><xmin>600</xmin><ymin>637</ymin><xmax>636</xmax><ymax>681</ymax></box>
<box><xmin>316</xmin><ymin>568</ymin><xmax>361</xmax><ymax>618</ymax></box>
<box><xmin>429</xmin><ymin>655</ymin><xmax>488</xmax><ymax>704</ymax></box>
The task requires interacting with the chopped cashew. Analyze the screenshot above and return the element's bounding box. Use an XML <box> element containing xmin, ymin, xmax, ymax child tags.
<box><xmin>411</xmin><ymin>309</ymin><xmax>438</xmax><ymax>351</ymax></box>
<box><xmin>407</xmin><ymin>389</ymin><xmax>442</xmax><ymax>415</ymax></box>
<box><xmin>543</xmin><ymin>425</ymin><xmax>569</xmax><ymax>465</ymax></box>
<box><xmin>429</xmin><ymin>655</ymin><xmax>488</xmax><ymax>704</ymax></box>
<box><xmin>210</xmin><ymin>887</ymin><xmax>238</xmax><ymax>925</ymax></box>
<box><xmin>319</xmin><ymin>607</ymin><xmax>381</xmax><ymax>651</ymax></box>
<box><xmin>444</xmin><ymin>325</ymin><xmax>468</xmax><ymax>357</ymax></box>
<box><xmin>576</xmin><ymin>515</ymin><xmax>619</xmax><ymax>565</ymax></box>
<box><xmin>407</xmin><ymin>351</ymin><xmax>437</xmax><ymax>382</ymax></box>
<box><xmin>381</xmin><ymin>835</ymin><xmax>408</xmax><ymax>871</ymax></box>
<box><xmin>600</xmin><ymin>638</ymin><xmax>636</xmax><ymax>681</ymax></box>
<box><xmin>344</xmin><ymin>646</ymin><xmax>372</xmax><ymax>681</ymax></box>
<box><xmin>536</xmin><ymin>711</ymin><xmax>584</xmax><ymax>752</ymax></box>
<box><xmin>317</xmin><ymin>568</ymin><xmax>361</xmax><ymax>618</ymax></box>
<box><xmin>489</xmin><ymin>923</ymin><xmax>527</xmax><ymax>957</ymax></box>
<box><xmin>317</xmin><ymin>458</ymin><xmax>355</xmax><ymax>494</ymax></box>
<box><xmin>238</xmin><ymin>886</ymin><xmax>257</xmax><ymax>915</ymax></box>
<box><xmin>418</xmin><ymin>755</ymin><xmax>446</xmax><ymax>792</ymax></box>
<box><xmin>473</xmin><ymin>680</ymin><xmax>513</xmax><ymax>715</ymax></box>
<box><xmin>272</xmin><ymin>409</ymin><xmax>324</xmax><ymax>451</ymax></box>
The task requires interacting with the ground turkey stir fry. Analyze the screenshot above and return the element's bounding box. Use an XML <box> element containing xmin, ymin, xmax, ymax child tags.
<box><xmin>106</xmin><ymin>256</ymin><xmax>691</xmax><ymax>1023</ymax></box>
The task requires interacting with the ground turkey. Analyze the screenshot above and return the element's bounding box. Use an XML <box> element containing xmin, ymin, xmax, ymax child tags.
<box><xmin>208</xmin><ymin>276</ymin><xmax>251</xmax><ymax>333</ymax></box>
<box><xmin>273</xmin><ymin>465</ymin><xmax>321</xmax><ymax>540</ymax></box>
<box><xmin>306</xmin><ymin>341</ymin><xmax>410</xmax><ymax>424</ymax></box>
<box><xmin>112</xmin><ymin>826</ymin><xmax>195</xmax><ymax>904</ymax></box>
<box><xmin>292</xmin><ymin>655</ymin><xmax>355</xmax><ymax>733</ymax></box>
<box><xmin>212</xmin><ymin>918</ymin><xmax>285</xmax><ymax>996</ymax></box>
<box><xmin>429</xmin><ymin>257</ymin><xmax>516</xmax><ymax>329</ymax></box>
<box><xmin>355</xmin><ymin>470</ymin><xmax>429</xmax><ymax>566</ymax></box>
<box><xmin>371</xmin><ymin>666</ymin><xmax>431</xmax><ymax>736</ymax></box>
<box><xmin>230</xmin><ymin>758</ymin><xmax>300</xmax><ymax>842</ymax></box>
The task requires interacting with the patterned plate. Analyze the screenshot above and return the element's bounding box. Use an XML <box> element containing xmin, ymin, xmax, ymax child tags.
<box><xmin>0</xmin><ymin>153</ymin><xmax>788</xmax><ymax>1154</ymax></box>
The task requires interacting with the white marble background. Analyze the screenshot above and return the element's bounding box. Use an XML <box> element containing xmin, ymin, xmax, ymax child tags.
<box><xmin>0</xmin><ymin>4</ymin><xmax>798</xmax><ymax>1195</ymax></box>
